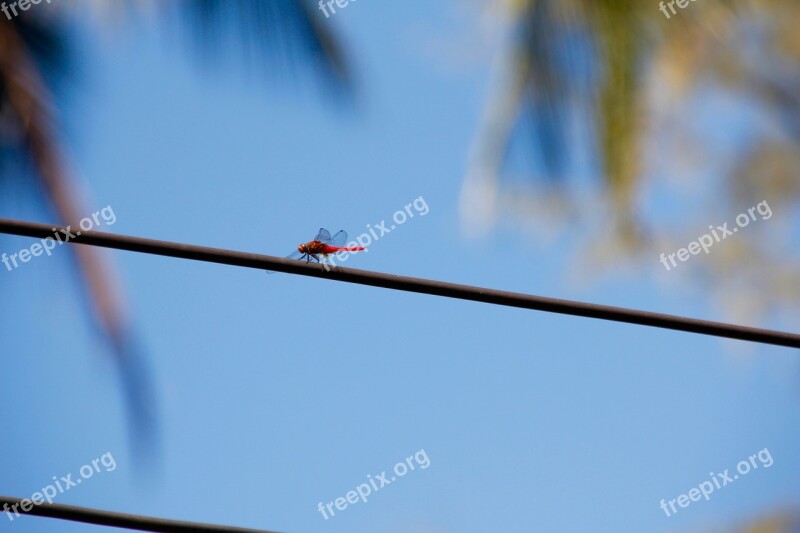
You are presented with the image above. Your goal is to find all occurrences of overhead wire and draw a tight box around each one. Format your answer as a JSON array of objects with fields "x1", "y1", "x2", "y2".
[
  {"x1": 0, "y1": 218, "x2": 797, "y2": 349},
  {"x1": 0, "y1": 496, "x2": 279, "y2": 533}
]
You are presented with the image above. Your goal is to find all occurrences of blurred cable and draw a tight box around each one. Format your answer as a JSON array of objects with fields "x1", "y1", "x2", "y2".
[
  {"x1": 0, "y1": 218, "x2": 798, "y2": 349},
  {"x1": 0, "y1": 496, "x2": 279, "y2": 533}
]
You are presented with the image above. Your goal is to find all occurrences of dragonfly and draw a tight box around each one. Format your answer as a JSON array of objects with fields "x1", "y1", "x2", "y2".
[{"x1": 286, "y1": 228, "x2": 365, "y2": 264}]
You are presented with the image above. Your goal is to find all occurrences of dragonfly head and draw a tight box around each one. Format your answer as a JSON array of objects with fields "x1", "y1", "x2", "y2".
[{"x1": 297, "y1": 244, "x2": 306, "y2": 253}]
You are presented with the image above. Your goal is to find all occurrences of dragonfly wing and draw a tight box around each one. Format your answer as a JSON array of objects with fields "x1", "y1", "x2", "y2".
[
  {"x1": 267, "y1": 250, "x2": 303, "y2": 274},
  {"x1": 314, "y1": 228, "x2": 332, "y2": 243},
  {"x1": 329, "y1": 230, "x2": 348, "y2": 247}
]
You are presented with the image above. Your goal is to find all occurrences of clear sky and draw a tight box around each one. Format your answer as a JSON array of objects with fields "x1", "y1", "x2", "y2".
[{"x1": 1, "y1": 2, "x2": 798, "y2": 533}]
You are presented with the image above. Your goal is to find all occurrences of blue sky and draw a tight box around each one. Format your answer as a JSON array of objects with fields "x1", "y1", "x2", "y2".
[{"x1": 1, "y1": 2, "x2": 798, "y2": 532}]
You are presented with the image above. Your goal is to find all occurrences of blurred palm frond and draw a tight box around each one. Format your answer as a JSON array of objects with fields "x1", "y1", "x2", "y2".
[{"x1": 0, "y1": 1, "x2": 350, "y2": 463}]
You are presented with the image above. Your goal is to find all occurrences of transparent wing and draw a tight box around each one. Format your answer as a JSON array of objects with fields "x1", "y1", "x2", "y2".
[
  {"x1": 329, "y1": 230, "x2": 348, "y2": 247},
  {"x1": 314, "y1": 228, "x2": 332, "y2": 243},
  {"x1": 267, "y1": 250, "x2": 304, "y2": 274}
]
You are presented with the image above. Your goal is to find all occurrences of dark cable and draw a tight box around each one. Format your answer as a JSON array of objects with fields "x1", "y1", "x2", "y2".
[
  {"x1": 0, "y1": 218, "x2": 797, "y2": 349},
  {"x1": 0, "y1": 496, "x2": 280, "y2": 532}
]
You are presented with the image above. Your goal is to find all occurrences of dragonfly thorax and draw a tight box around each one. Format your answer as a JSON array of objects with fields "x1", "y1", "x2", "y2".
[{"x1": 299, "y1": 241, "x2": 328, "y2": 255}]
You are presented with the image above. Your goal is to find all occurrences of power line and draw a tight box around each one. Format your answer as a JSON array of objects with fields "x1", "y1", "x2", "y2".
[
  {"x1": 0, "y1": 496, "x2": 280, "y2": 532},
  {"x1": 0, "y1": 218, "x2": 798, "y2": 349}
]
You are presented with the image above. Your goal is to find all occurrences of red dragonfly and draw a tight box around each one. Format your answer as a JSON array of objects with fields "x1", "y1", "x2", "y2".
[{"x1": 287, "y1": 228, "x2": 365, "y2": 264}]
